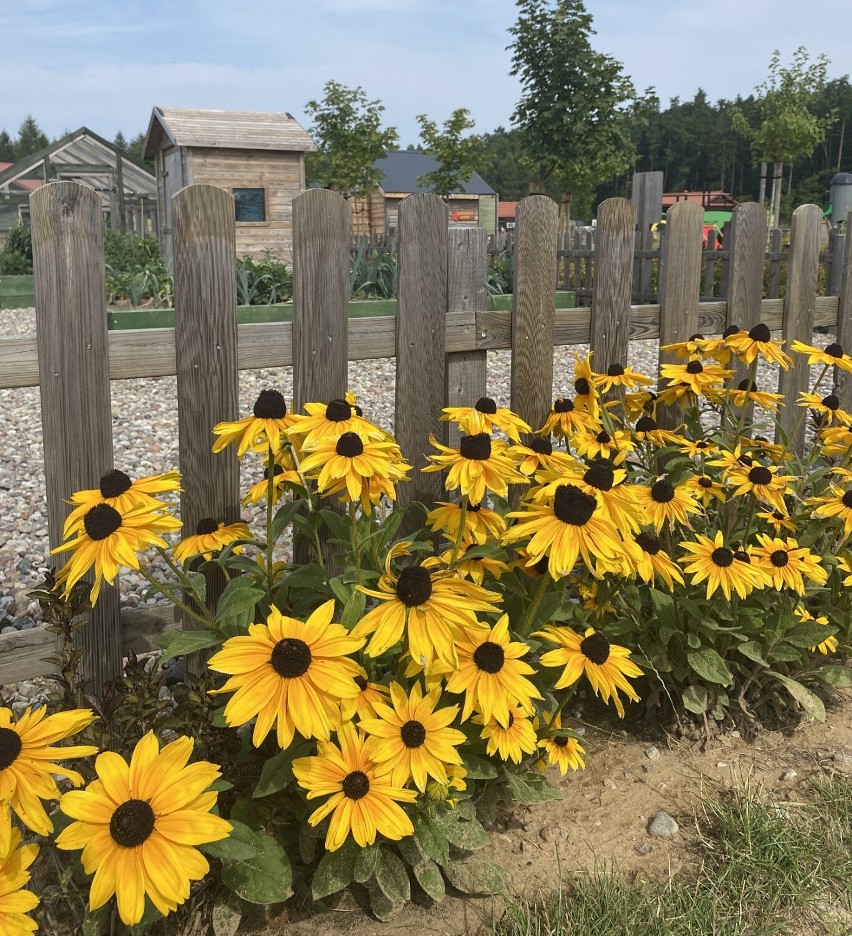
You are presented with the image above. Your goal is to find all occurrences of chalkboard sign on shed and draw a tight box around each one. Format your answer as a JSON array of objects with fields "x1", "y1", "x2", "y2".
[{"x1": 233, "y1": 188, "x2": 266, "y2": 222}]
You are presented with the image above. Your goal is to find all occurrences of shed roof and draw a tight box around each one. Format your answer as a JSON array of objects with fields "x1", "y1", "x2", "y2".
[
  {"x1": 662, "y1": 190, "x2": 739, "y2": 210},
  {"x1": 375, "y1": 151, "x2": 496, "y2": 196},
  {"x1": 144, "y1": 107, "x2": 317, "y2": 159}
]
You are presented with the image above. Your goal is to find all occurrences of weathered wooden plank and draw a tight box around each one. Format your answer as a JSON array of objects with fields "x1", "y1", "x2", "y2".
[
  {"x1": 768, "y1": 228, "x2": 783, "y2": 299},
  {"x1": 444, "y1": 228, "x2": 488, "y2": 448},
  {"x1": 777, "y1": 205, "x2": 822, "y2": 450},
  {"x1": 32, "y1": 181, "x2": 121, "y2": 693},
  {"x1": 591, "y1": 198, "x2": 636, "y2": 372},
  {"x1": 835, "y1": 211, "x2": 852, "y2": 411},
  {"x1": 510, "y1": 195, "x2": 558, "y2": 432},
  {"x1": 395, "y1": 194, "x2": 448, "y2": 508},
  {"x1": 631, "y1": 172, "x2": 663, "y2": 300}
]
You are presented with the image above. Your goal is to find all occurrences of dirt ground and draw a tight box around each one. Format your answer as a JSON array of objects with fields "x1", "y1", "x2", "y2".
[{"x1": 241, "y1": 690, "x2": 852, "y2": 936}]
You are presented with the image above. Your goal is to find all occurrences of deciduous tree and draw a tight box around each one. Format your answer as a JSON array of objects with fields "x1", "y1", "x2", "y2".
[{"x1": 415, "y1": 108, "x2": 484, "y2": 198}]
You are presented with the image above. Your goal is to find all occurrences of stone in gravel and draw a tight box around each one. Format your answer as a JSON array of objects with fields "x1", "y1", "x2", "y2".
[
  {"x1": 634, "y1": 842, "x2": 654, "y2": 855},
  {"x1": 780, "y1": 769, "x2": 798, "y2": 781},
  {"x1": 1, "y1": 626, "x2": 16, "y2": 635},
  {"x1": 648, "y1": 811, "x2": 679, "y2": 839},
  {"x1": 539, "y1": 826, "x2": 566, "y2": 843},
  {"x1": 645, "y1": 745, "x2": 661, "y2": 760},
  {"x1": 602, "y1": 778, "x2": 618, "y2": 789},
  {"x1": 522, "y1": 821, "x2": 537, "y2": 833},
  {"x1": 495, "y1": 833, "x2": 512, "y2": 845},
  {"x1": 833, "y1": 753, "x2": 852, "y2": 766}
]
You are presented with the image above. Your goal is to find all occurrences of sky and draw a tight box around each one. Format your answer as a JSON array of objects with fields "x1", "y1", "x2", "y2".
[{"x1": 1, "y1": 0, "x2": 849, "y2": 148}]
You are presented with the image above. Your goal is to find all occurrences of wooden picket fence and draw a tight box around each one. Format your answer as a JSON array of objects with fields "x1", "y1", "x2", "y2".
[{"x1": 0, "y1": 182, "x2": 851, "y2": 692}]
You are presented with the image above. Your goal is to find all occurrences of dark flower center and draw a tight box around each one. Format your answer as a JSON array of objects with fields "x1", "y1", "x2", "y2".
[
  {"x1": 342, "y1": 771, "x2": 370, "y2": 800},
  {"x1": 0, "y1": 727, "x2": 22, "y2": 770},
  {"x1": 353, "y1": 675, "x2": 368, "y2": 691},
  {"x1": 530, "y1": 436, "x2": 553, "y2": 455},
  {"x1": 689, "y1": 333, "x2": 705, "y2": 341},
  {"x1": 635, "y1": 416, "x2": 657, "y2": 433},
  {"x1": 686, "y1": 360, "x2": 704, "y2": 374},
  {"x1": 635, "y1": 532, "x2": 662, "y2": 555},
  {"x1": 109, "y1": 799, "x2": 155, "y2": 848},
  {"x1": 748, "y1": 466, "x2": 772, "y2": 486},
  {"x1": 580, "y1": 632, "x2": 611, "y2": 665},
  {"x1": 607, "y1": 363, "x2": 625, "y2": 377},
  {"x1": 584, "y1": 460, "x2": 615, "y2": 492},
  {"x1": 196, "y1": 517, "x2": 219, "y2": 535},
  {"x1": 400, "y1": 720, "x2": 427, "y2": 748},
  {"x1": 473, "y1": 641, "x2": 505, "y2": 673},
  {"x1": 738, "y1": 379, "x2": 759, "y2": 392},
  {"x1": 325, "y1": 399, "x2": 352, "y2": 422},
  {"x1": 534, "y1": 555, "x2": 550, "y2": 576},
  {"x1": 698, "y1": 477, "x2": 712, "y2": 488},
  {"x1": 723, "y1": 324, "x2": 741, "y2": 338},
  {"x1": 825, "y1": 343, "x2": 844, "y2": 357},
  {"x1": 596, "y1": 430, "x2": 612, "y2": 444},
  {"x1": 748, "y1": 323, "x2": 771, "y2": 342},
  {"x1": 842, "y1": 491, "x2": 852, "y2": 509},
  {"x1": 353, "y1": 404, "x2": 364, "y2": 417},
  {"x1": 468, "y1": 503, "x2": 482, "y2": 513},
  {"x1": 475, "y1": 397, "x2": 497, "y2": 414},
  {"x1": 554, "y1": 398, "x2": 574, "y2": 413},
  {"x1": 554, "y1": 736, "x2": 570, "y2": 748},
  {"x1": 459, "y1": 433, "x2": 492, "y2": 461},
  {"x1": 821, "y1": 395, "x2": 840, "y2": 411},
  {"x1": 711, "y1": 547, "x2": 734, "y2": 568},
  {"x1": 770, "y1": 549, "x2": 789, "y2": 568},
  {"x1": 253, "y1": 389, "x2": 287, "y2": 419},
  {"x1": 270, "y1": 638, "x2": 312, "y2": 678},
  {"x1": 83, "y1": 503, "x2": 122, "y2": 540},
  {"x1": 336, "y1": 432, "x2": 364, "y2": 457},
  {"x1": 99, "y1": 469, "x2": 132, "y2": 498},
  {"x1": 696, "y1": 441, "x2": 709, "y2": 449},
  {"x1": 734, "y1": 551, "x2": 751, "y2": 563},
  {"x1": 650, "y1": 480, "x2": 675, "y2": 503},
  {"x1": 575, "y1": 377, "x2": 591, "y2": 396},
  {"x1": 507, "y1": 712, "x2": 515, "y2": 728},
  {"x1": 395, "y1": 566, "x2": 432, "y2": 607},
  {"x1": 739, "y1": 454, "x2": 754, "y2": 467},
  {"x1": 264, "y1": 464, "x2": 285, "y2": 479},
  {"x1": 553, "y1": 485, "x2": 597, "y2": 525}
]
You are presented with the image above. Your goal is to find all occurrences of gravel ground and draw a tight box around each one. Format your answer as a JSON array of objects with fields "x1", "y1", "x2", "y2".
[{"x1": 0, "y1": 306, "x2": 835, "y2": 704}]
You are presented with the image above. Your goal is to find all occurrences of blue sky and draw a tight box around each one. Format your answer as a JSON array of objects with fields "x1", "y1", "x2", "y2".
[{"x1": 1, "y1": 0, "x2": 848, "y2": 147}]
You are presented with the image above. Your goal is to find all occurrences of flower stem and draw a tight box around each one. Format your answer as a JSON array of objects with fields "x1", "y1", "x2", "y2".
[
  {"x1": 448, "y1": 495, "x2": 469, "y2": 569},
  {"x1": 266, "y1": 445, "x2": 275, "y2": 596},
  {"x1": 518, "y1": 569, "x2": 551, "y2": 637},
  {"x1": 136, "y1": 566, "x2": 212, "y2": 627}
]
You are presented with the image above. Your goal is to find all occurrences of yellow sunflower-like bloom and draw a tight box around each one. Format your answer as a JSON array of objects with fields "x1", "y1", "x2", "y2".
[
  {"x1": 808, "y1": 483, "x2": 852, "y2": 535},
  {"x1": 444, "y1": 615, "x2": 542, "y2": 727},
  {"x1": 476, "y1": 704, "x2": 537, "y2": 763},
  {"x1": 724, "y1": 323, "x2": 792, "y2": 369},
  {"x1": 570, "y1": 427, "x2": 635, "y2": 465},
  {"x1": 725, "y1": 462, "x2": 792, "y2": 514},
  {"x1": 293, "y1": 722, "x2": 417, "y2": 852},
  {"x1": 440, "y1": 397, "x2": 531, "y2": 442},
  {"x1": 52, "y1": 501, "x2": 182, "y2": 603},
  {"x1": 659, "y1": 359, "x2": 732, "y2": 397},
  {"x1": 208, "y1": 600, "x2": 364, "y2": 748},
  {"x1": 679, "y1": 531, "x2": 766, "y2": 600},
  {"x1": 212, "y1": 389, "x2": 296, "y2": 457},
  {"x1": 351, "y1": 542, "x2": 500, "y2": 669},
  {"x1": 426, "y1": 500, "x2": 507, "y2": 544},
  {"x1": 756, "y1": 509, "x2": 796, "y2": 533},
  {"x1": 661, "y1": 334, "x2": 731, "y2": 363},
  {"x1": 0, "y1": 821, "x2": 38, "y2": 935},
  {"x1": 679, "y1": 438, "x2": 719, "y2": 459},
  {"x1": 572, "y1": 352, "x2": 601, "y2": 418},
  {"x1": 839, "y1": 555, "x2": 852, "y2": 586},
  {"x1": 62, "y1": 469, "x2": 181, "y2": 539},
  {"x1": 797, "y1": 391, "x2": 852, "y2": 427},
  {"x1": 359, "y1": 682, "x2": 466, "y2": 791},
  {"x1": 685, "y1": 474, "x2": 727, "y2": 507},
  {"x1": 790, "y1": 339, "x2": 852, "y2": 372},
  {"x1": 287, "y1": 395, "x2": 387, "y2": 448},
  {"x1": 797, "y1": 607, "x2": 838, "y2": 655},
  {"x1": 340, "y1": 670, "x2": 391, "y2": 723},
  {"x1": 536, "y1": 712, "x2": 586, "y2": 775},
  {"x1": 537, "y1": 398, "x2": 594, "y2": 439},
  {"x1": 534, "y1": 625, "x2": 642, "y2": 718},
  {"x1": 593, "y1": 362, "x2": 654, "y2": 393},
  {"x1": 633, "y1": 477, "x2": 700, "y2": 532},
  {"x1": 509, "y1": 436, "x2": 576, "y2": 476},
  {"x1": 56, "y1": 733, "x2": 231, "y2": 926},
  {"x1": 721, "y1": 379, "x2": 785, "y2": 413},
  {"x1": 820, "y1": 426, "x2": 852, "y2": 458},
  {"x1": 173, "y1": 518, "x2": 251, "y2": 563},
  {"x1": 631, "y1": 416, "x2": 685, "y2": 448},
  {"x1": 422, "y1": 433, "x2": 527, "y2": 504},
  {"x1": 431, "y1": 543, "x2": 511, "y2": 585},
  {"x1": 624, "y1": 531, "x2": 685, "y2": 590},
  {"x1": 242, "y1": 450, "x2": 302, "y2": 506},
  {"x1": 751, "y1": 534, "x2": 827, "y2": 593},
  {"x1": 624, "y1": 389, "x2": 656, "y2": 420}
]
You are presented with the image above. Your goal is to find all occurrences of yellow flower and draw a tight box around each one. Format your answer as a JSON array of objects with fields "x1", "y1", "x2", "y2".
[
  {"x1": 684, "y1": 474, "x2": 727, "y2": 507},
  {"x1": 340, "y1": 671, "x2": 391, "y2": 723},
  {"x1": 796, "y1": 607, "x2": 838, "y2": 655},
  {"x1": 724, "y1": 323, "x2": 792, "y2": 369},
  {"x1": 659, "y1": 359, "x2": 732, "y2": 396},
  {"x1": 721, "y1": 379, "x2": 785, "y2": 412},
  {"x1": 537, "y1": 398, "x2": 594, "y2": 439},
  {"x1": 790, "y1": 339, "x2": 852, "y2": 372},
  {"x1": 212, "y1": 389, "x2": 296, "y2": 457},
  {"x1": 572, "y1": 352, "x2": 601, "y2": 418},
  {"x1": 423, "y1": 433, "x2": 527, "y2": 504},
  {"x1": 809, "y1": 483, "x2": 852, "y2": 535},
  {"x1": 440, "y1": 398, "x2": 531, "y2": 441},
  {"x1": 288, "y1": 395, "x2": 392, "y2": 449},
  {"x1": 624, "y1": 531, "x2": 684, "y2": 590},
  {"x1": 797, "y1": 391, "x2": 852, "y2": 427},
  {"x1": 509, "y1": 436, "x2": 576, "y2": 476},
  {"x1": 0, "y1": 822, "x2": 38, "y2": 935},
  {"x1": 426, "y1": 500, "x2": 507, "y2": 544},
  {"x1": 56, "y1": 733, "x2": 231, "y2": 926},
  {"x1": 633, "y1": 477, "x2": 700, "y2": 532},
  {"x1": 293, "y1": 722, "x2": 417, "y2": 852},
  {"x1": 173, "y1": 519, "x2": 251, "y2": 563},
  {"x1": 632, "y1": 416, "x2": 685, "y2": 448},
  {"x1": 537, "y1": 712, "x2": 586, "y2": 775},
  {"x1": 571, "y1": 427, "x2": 634, "y2": 465},
  {"x1": 476, "y1": 705, "x2": 537, "y2": 763},
  {"x1": 679, "y1": 531, "x2": 766, "y2": 600},
  {"x1": 242, "y1": 450, "x2": 302, "y2": 506},
  {"x1": 678, "y1": 438, "x2": 719, "y2": 459},
  {"x1": 751, "y1": 534, "x2": 827, "y2": 593},
  {"x1": 593, "y1": 362, "x2": 654, "y2": 393},
  {"x1": 725, "y1": 462, "x2": 792, "y2": 514}
]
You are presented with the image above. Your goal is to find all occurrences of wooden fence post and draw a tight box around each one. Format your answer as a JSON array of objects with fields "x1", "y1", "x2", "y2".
[
  {"x1": 444, "y1": 228, "x2": 488, "y2": 449},
  {"x1": 395, "y1": 194, "x2": 448, "y2": 513},
  {"x1": 173, "y1": 185, "x2": 241, "y2": 638},
  {"x1": 32, "y1": 181, "x2": 121, "y2": 693},
  {"x1": 591, "y1": 198, "x2": 636, "y2": 373},
  {"x1": 510, "y1": 195, "x2": 559, "y2": 433},
  {"x1": 631, "y1": 171, "x2": 663, "y2": 302},
  {"x1": 835, "y1": 210, "x2": 852, "y2": 411},
  {"x1": 777, "y1": 204, "x2": 822, "y2": 451},
  {"x1": 656, "y1": 201, "x2": 703, "y2": 428}
]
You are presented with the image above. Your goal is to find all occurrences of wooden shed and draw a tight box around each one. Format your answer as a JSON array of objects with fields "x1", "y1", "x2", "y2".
[{"x1": 143, "y1": 107, "x2": 317, "y2": 270}]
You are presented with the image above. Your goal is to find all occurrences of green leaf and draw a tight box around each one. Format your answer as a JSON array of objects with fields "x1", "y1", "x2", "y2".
[
  {"x1": 412, "y1": 858, "x2": 445, "y2": 901},
  {"x1": 784, "y1": 622, "x2": 838, "y2": 649},
  {"x1": 158, "y1": 627, "x2": 221, "y2": 665},
  {"x1": 397, "y1": 835, "x2": 427, "y2": 867},
  {"x1": 413, "y1": 816, "x2": 450, "y2": 866},
  {"x1": 443, "y1": 859, "x2": 505, "y2": 895},
  {"x1": 319, "y1": 508, "x2": 351, "y2": 543},
  {"x1": 368, "y1": 881, "x2": 402, "y2": 921},
  {"x1": 773, "y1": 673, "x2": 826, "y2": 721},
  {"x1": 431, "y1": 811, "x2": 490, "y2": 850},
  {"x1": 252, "y1": 742, "x2": 312, "y2": 798},
  {"x1": 271, "y1": 500, "x2": 304, "y2": 543},
  {"x1": 462, "y1": 753, "x2": 498, "y2": 780},
  {"x1": 341, "y1": 588, "x2": 367, "y2": 630},
  {"x1": 201, "y1": 820, "x2": 263, "y2": 861},
  {"x1": 353, "y1": 844, "x2": 381, "y2": 883},
  {"x1": 215, "y1": 579, "x2": 265, "y2": 637},
  {"x1": 211, "y1": 889, "x2": 243, "y2": 936},
  {"x1": 813, "y1": 664, "x2": 852, "y2": 688},
  {"x1": 185, "y1": 571, "x2": 207, "y2": 604},
  {"x1": 501, "y1": 769, "x2": 561, "y2": 805},
  {"x1": 221, "y1": 832, "x2": 292, "y2": 905},
  {"x1": 768, "y1": 645, "x2": 802, "y2": 662},
  {"x1": 681, "y1": 684, "x2": 709, "y2": 715},
  {"x1": 687, "y1": 647, "x2": 733, "y2": 686},
  {"x1": 374, "y1": 848, "x2": 411, "y2": 904},
  {"x1": 329, "y1": 576, "x2": 353, "y2": 606},
  {"x1": 311, "y1": 839, "x2": 359, "y2": 899},
  {"x1": 82, "y1": 905, "x2": 111, "y2": 936},
  {"x1": 737, "y1": 641, "x2": 769, "y2": 666}
]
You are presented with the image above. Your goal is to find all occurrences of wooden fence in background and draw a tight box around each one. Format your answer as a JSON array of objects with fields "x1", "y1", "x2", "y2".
[{"x1": 0, "y1": 183, "x2": 851, "y2": 691}]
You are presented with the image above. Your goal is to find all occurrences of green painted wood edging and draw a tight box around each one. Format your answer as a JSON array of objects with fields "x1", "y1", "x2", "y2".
[
  {"x1": 0, "y1": 275, "x2": 35, "y2": 309},
  {"x1": 105, "y1": 292, "x2": 575, "y2": 331}
]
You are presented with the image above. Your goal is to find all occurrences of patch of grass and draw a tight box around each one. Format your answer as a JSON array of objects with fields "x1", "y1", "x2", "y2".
[{"x1": 494, "y1": 773, "x2": 852, "y2": 936}]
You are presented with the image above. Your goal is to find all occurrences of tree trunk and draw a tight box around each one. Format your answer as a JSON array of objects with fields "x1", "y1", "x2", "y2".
[
  {"x1": 758, "y1": 160, "x2": 767, "y2": 208},
  {"x1": 772, "y1": 161, "x2": 784, "y2": 227},
  {"x1": 559, "y1": 192, "x2": 572, "y2": 232}
]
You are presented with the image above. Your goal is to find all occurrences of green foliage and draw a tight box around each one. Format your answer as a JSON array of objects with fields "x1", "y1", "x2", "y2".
[
  {"x1": 348, "y1": 241, "x2": 397, "y2": 299},
  {"x1": 103, "y1": 229, "x2": 172, "y2": 307},
  {"x1": 306, "y1": 81, "x2": 399, "y2": 197},
  {"x1": 0, "y1": 223, "x2": 33, "y2": 274},
  {"x1": 235, "y1": 250, "x2": 293, "y2": 305},
  {"x1": 416, "y1": 108, "x2": 484, "y2": 198}
]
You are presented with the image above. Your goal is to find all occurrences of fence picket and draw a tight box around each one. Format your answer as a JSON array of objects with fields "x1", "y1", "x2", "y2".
[
  {"x1": 835, "y1": 210, "x2": 852, "y2": 411},
  {"x1": 591, "y1": 198, "x2": 636, "y2": 372}
]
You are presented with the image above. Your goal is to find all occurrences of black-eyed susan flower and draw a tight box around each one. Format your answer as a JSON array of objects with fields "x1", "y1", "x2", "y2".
[
  {"x1": 537, "y1": 712, "x2": 586, "y2": 775},
  {"x1": 751, "y1": 534, "x2": 828, "y2": 593},
  {"x1": 632, "y1": 416, "x2": 684, "y2": 448},
  {"x1": 426, "y1": 500, "x2": 507, "y2": 544},
  {"x1": 52, "y1": 502, "x2": 182, "y2": 603},
  {"x1": 571, "y1": 427, "x2": 634, "y2": 465},
  {"x1": 790, "y1": 339, "x2": 852, "y2": 372},
  {"x1": 593, "y1": 362, "x2": 654, "y2": 393},
  {"x1": 624, "y1": 389, "x2": 656, "y2": 420},
  {"x1": 820, "y1": 426, "x2": 852, "y2": 458},
  {"x1": 537, "y1": 398, "x2": 593, "y2": 439},
  {"x1": 656, "y1": 382, "x2": 695, "y2": 408},
  {"x1": 572, "y1": 352, "x2": 600, "y2": 418},
  {"x1": 797, "y1": 391, "x2": 852, "y2": 427},
  {"x1": 808, "y1": 483, "x2": 852, "y2": 535},
  {"x1": 503, "y1": 484, "x2": 625, "y2": 578},
  {"x1": 440, "y1": 397, "x2": 531, "y2": 442},
  {"x1": 633, "y1": 477, "x2": 700, "y2": 532},
  {"x1": 679, "y1": 531, "x2": 765, "y2": 600},
  {"x1": 208, "y1": 600, "x2": 364, "y2": 748},
  {"x1": 659, "y1": 359, "x2": 732, "y2": 397},
  {"x1": 625, "y1": 531, "x2": 684, "y2": 590},
  {"x1": 423, "y1": 433, "x2": 527, "y2": 504},
  {"x1": 292, "y1": 722, "x2": 417, "y2": 852},
  {"x1": 0, "y1": 706, "x2": 96, "y2": 848},
  {"x1": 359, "y1": 682, "x2": 466, "y2": 791},
  {"x1": 839, "y1": 555, "x2": 852, "y2": 586},
  {"x1": 351, "y1": 543, "x2": 500, "y2": 669},
  {"x1": 534, "y1": 625, "x2": 642, "y2": 717},
  {"x1": 476, "y1": 705, "x2": 537, "y2": 763},
  {"x1": 340, "y1": 671, "x2": 391, "y2": 723},
  {"x1": 287, "y1": 395, "x2": 386, "y2": 448},
  {"x1": 173, "y1": 518, "x2": 251, "y2": 563},
  {"x1": 242, "y1": 450, "x2": 302, "y2": 506},
  {"x1": 62, "y1": 469, "x2": 181, "y2": 539},
  {"x1": 722, "y1": 379, "x2": 785, "y2": 413},
  {"x1": 537, "y1": 460, "x2": 641, "y2": 535},
  {"x1": 661, "y1": 333, "x2": 731, "y2": 363},
  {"x1": 445, "y1": 615, "x2": 542, "y2": 726},
  {"x1": 726, "y1": 462, "x2": 792, "y2": 514},
  {"x1": 679, "y1": 438, "x2": 720, "y2": 459},
  {"x1": 578, "y1": 580, "x2": 614, "y2": 616},
  {"x1": 685, "y1": 473, "x2": 726, "y2": 508},
  {"x1": 756, "y1": 509, "x2": 796, "y2": 533},
  {"x1": 425, "y1": 764, "x2": 467, "y2": 806},
  {"x1": 0, "y1": 822, "x2": 38, "y2": 936},
  {"x1": 431, "y1": 543, "x2": 511, "y2": 585},
  {"x1": 797, "y1": 607, "x2": 838, "y2": 655},
  {"x1": 724, "y1": 323, "x2": 792, "y2": 369},
  {"x1": 509, "y1": 435, "x2": 576, "y2": 476},
  {"x1": 56, "y1": 732, "x2": 231, "y2": 926},
  {"x1": 212, "y1": 389, "x2": 296, "y2": 457}
]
